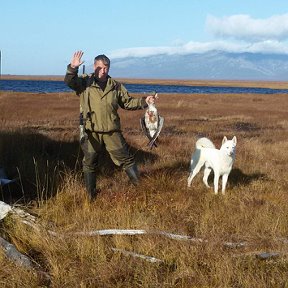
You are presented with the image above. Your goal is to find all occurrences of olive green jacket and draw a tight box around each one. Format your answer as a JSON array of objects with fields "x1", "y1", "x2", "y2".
[{"x1": 65, "y1": 65, "x2": 147, "y2": 132}]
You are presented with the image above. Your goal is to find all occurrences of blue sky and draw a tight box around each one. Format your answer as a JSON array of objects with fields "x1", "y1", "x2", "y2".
[{"x1": 1, "y1": 0, "x2": 288, "y2": 75}]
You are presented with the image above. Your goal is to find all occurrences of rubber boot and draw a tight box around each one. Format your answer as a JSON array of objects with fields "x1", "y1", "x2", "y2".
[
  {"x1": 125, "y1": 164, "x2": 139, "y2": 186},
  {"x1": 84, "y1": 172, "x2": 97, "y2": 200}
]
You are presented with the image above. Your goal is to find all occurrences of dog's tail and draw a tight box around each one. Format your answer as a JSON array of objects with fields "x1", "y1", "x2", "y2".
[
  {"x1": 190, "y1": 138, "x2": 215, "y2": 171},
  {"x1": 195, "y1": 137, "x2": 215, "y2": 149}
]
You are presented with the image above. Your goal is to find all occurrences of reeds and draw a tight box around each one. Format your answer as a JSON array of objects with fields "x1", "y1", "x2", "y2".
[{"x1": 0, "y1": 89, "x2": 287, "y2": 287}]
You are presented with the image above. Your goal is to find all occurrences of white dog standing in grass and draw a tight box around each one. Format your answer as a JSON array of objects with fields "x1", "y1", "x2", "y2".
[{"x1": 187, "y1": 136, "x2": 237, "y2": 194}]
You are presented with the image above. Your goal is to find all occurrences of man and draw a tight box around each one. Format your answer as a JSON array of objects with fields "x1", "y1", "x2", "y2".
[{"x1": 64, "y1": 51, "x2": 156, "y2": 200}]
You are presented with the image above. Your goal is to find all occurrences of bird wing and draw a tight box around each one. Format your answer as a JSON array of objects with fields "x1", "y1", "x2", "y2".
[
  {"x1": 140, "y1": 116, "x2": 153, "y2": 141},
  {"x1": 148, "y1": 115, "x2": 164, "y2": 149}
]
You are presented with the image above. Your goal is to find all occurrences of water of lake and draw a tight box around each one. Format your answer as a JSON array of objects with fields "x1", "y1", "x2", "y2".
[{"x1": 1, "y1": 79, "x2": 288, "y2": 94}]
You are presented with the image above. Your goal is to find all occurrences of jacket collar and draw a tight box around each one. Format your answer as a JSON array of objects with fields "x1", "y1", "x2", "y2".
[{"x1": 90, "y1": 75, "x2": 118, "y2": 97}]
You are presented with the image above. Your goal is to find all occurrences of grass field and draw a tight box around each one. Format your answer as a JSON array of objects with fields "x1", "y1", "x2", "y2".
[{"x1": 0, "y1": 82, "x2": 288, "y2": 287}]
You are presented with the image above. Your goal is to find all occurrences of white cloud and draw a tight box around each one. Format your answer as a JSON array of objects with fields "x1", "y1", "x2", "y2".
[
  {"x1": 107, "y1": 14, "x2": 288, "y2": 60},
  {"x1": 109, "y1": 46, "x2": 174, "y2": 58},
  {"x1": 245, "y1": 40, "x2": 288, "y2": 53},
  {"x1": 109, "y1": 40, "x2": 288, "y2": 59},
  {"x1": 206, "y1": 14, "x2": 288, "y2": 41}
]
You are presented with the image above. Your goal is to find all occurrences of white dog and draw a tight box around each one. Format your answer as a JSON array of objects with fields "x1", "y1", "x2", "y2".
[{"x1": 187, "y1": 136, "x2": 237, "y2": 194}]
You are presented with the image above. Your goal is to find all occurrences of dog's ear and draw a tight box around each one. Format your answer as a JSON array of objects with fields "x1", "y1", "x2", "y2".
[
  {"x1": 222, "y1": 136, "x2": 227, "y2": 145},
  {"x1": 232, "y1": 136, "x2": 237, "y2": 145}
]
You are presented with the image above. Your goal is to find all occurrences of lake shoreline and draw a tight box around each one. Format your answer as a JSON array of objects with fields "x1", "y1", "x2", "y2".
[{"x1": 1, "y1": 74, "x2": 288, "y2": 89}]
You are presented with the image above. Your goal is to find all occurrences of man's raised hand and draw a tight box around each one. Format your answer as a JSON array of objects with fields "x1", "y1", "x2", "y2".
[{"x1": 70, "y1": 50, "x2": 84, "y2": 68}]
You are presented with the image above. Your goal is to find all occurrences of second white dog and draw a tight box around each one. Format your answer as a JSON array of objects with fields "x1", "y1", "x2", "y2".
[{"x1": 187, "y1": 136, "x2": 237, "y2": 194}]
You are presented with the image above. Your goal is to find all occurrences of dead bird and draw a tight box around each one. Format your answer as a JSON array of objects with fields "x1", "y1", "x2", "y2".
[{"x1": 140, "y1": 93, "x2": 164, "y2": 149}]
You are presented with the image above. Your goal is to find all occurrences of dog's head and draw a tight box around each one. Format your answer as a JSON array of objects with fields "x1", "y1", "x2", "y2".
[{"x1": 221, "y1": 136, "x2": 237, "y2": 157}]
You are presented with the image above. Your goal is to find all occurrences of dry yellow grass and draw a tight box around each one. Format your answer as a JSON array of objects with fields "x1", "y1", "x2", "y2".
[{"x1": 0, "y1": 84, "x2": 288, "y2": 287}]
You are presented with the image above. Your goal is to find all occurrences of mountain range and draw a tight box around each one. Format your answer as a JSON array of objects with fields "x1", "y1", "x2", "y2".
[{"x1": 105, "y1": 51, "x2": 288, "y2": 81}]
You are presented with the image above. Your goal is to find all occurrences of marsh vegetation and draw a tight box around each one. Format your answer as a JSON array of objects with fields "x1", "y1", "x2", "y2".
[{"x1": 0, "y1": 84, "x2": 287, "y2": 287}]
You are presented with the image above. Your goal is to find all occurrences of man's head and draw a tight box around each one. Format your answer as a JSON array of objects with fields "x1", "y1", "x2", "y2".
[{"x1": 94, "y1": 54, "x2": 110, "y2": 82}]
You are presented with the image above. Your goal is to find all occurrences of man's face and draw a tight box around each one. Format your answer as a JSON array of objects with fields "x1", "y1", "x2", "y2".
[{"x1": 94, "y1": 60, "x2": 109, "y2": 82}]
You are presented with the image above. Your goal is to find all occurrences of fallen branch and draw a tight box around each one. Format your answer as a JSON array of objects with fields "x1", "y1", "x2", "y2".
[
  {"x1": 232, "y1": 251, "x2": 284, "y2": 260},
  {"x1": 0, "y1": 201, "x2": 12, "y2": 220},
  {"x1": 0, "y1": 235, "x2": 51, "y2": 283},
  {"x1": 0, "y1": 202, "x2": 50, "y2": 282},
  {"x1": 0, "y1": 236, "x2": 34, "y2": 268},
  {"x1": 70, "y1": 229, "x2": 205, "y2": 243},
  {"x1": 112, "y1": 248, "x2": 163, "y2": 263},
  {"x1": 1, "y1": 200, "x2": 288, "y2": 268}
]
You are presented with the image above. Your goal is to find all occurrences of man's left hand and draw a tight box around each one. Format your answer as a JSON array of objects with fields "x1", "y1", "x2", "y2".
[{"x1": 145, "y1": 93, "x2": 158, "y2": 105}]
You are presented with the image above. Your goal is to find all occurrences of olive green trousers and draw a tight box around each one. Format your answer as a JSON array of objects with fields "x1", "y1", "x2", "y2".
[{"x1": 81, "y1": 131, "x2": 135, "y2": 173}]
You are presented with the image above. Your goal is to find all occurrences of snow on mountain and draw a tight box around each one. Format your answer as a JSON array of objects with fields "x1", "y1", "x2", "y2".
[{"x1": 107, "y1": 51, "x2": 288, "y2": 80}]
